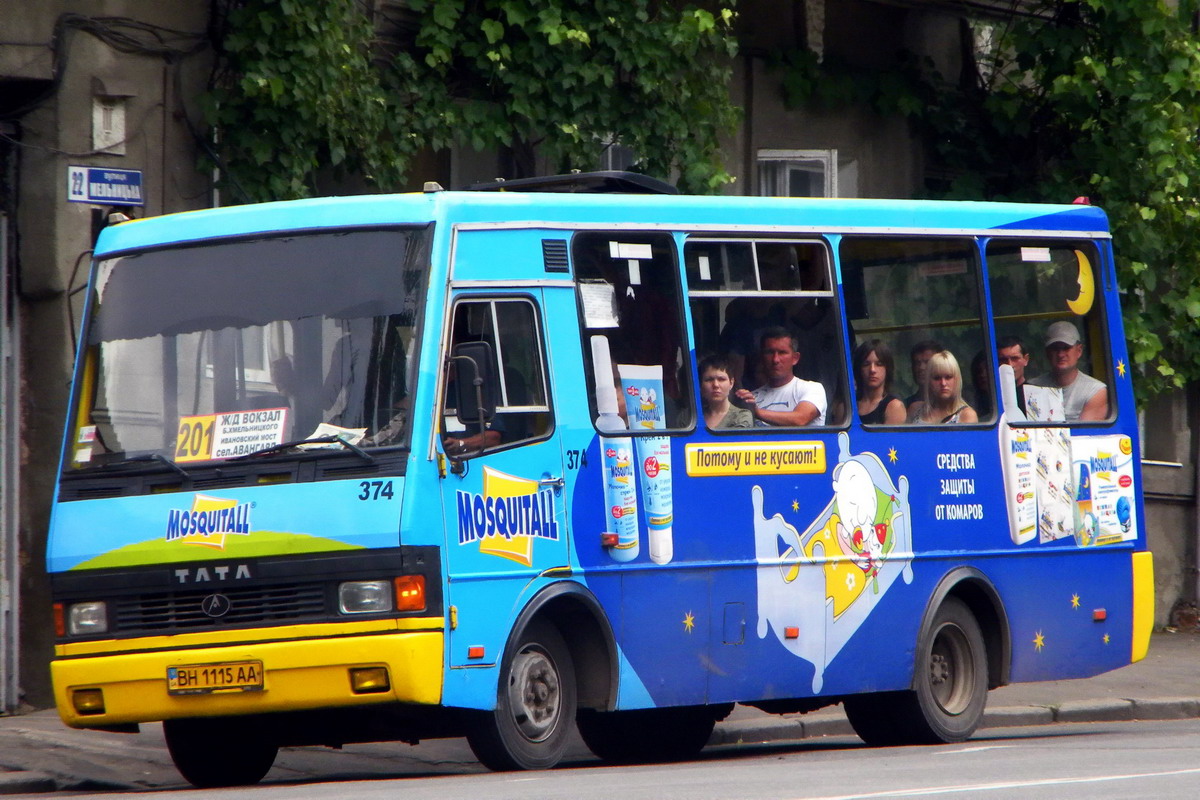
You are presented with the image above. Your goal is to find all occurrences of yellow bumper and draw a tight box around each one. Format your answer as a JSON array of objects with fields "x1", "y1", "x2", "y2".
[
  {"x1": 1131, "y1": 550, "x2": 1154, "y2": 663},
  {"x1": 52, "y1": 620, "x2": 444, "y2": 729}
]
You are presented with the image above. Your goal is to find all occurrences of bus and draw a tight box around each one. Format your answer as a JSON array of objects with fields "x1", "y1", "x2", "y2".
[{"x1": 48, "y1": 174, "x2": 1153, "y2": 787}]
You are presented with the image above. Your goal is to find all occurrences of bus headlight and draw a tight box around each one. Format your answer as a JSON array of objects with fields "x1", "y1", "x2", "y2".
[
  {"x1": 338, "y1": 581, "x2": 394, "y2": 614},
  {"x1": 67, "y1": 602, "x2": 109, "y2": 636}
]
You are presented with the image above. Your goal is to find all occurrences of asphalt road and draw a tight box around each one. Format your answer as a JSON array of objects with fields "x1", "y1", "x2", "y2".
[{"x1": 49, "y1": 718, "x2": 1200, "y2": 799}]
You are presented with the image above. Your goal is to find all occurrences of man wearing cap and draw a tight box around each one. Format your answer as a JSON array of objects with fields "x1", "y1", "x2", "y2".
[{"x1": 1027, "y1": 321, "x2": 1108, "y2": 422}]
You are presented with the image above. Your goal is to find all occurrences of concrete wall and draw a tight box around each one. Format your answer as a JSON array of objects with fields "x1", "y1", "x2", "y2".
[
  {"x1": 6, "y1": 1, "x2": 212, "y2": 707},
  {"x1": 1140, "y1": 389, "x2": 1198, "y2": 627}
]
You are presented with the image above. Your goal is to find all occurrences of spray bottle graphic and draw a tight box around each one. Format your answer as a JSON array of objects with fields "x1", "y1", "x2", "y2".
[{"x1": 591, "y1": 335, "x2": 639, "y2": 561}]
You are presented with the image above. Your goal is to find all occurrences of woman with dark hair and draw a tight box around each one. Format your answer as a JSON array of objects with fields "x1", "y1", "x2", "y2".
[
  {"x1": 699, "y1": 354, "x2": 753, "y2": 429},
  {"x1": 853, "y1": 340, "x2": 906, "y2": 424}
]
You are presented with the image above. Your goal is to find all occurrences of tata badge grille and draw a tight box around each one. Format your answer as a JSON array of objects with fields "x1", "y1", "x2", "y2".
[{"x1": 114, "y1": 583, "x2": 328, "y2": 632}]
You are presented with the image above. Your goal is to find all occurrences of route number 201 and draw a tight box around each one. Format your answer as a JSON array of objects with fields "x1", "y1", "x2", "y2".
[
  {"x1": 175, "y1": 416, "x2": 216, "y2": 462},
  {"x1": 358, "y1": 480, "x2": 395, "y2": 501}
]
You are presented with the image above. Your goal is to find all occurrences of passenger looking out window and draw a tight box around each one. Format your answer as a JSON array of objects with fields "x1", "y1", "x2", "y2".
[
  {"x1": 996, "y1": 336, "x2": 1031, "y2": 416},
  {"x1": 853, "y1": 340, "x2": 905, "y2": 425},
  {"x1": 904, "y1": 340, "x2": 943, "y2": 412},
  {"x1": 735, "y1": 327, "x2": 827, "y2": 426},
  {"x1": 906, "y1": 351, "x2": 978, "y2": 424},
  {"x1": 699, "y1": 354, "x2": 754, "y2": 429},
  {"x1": 1027, "y1": 321, "x2": 1109, "y2": 422}
]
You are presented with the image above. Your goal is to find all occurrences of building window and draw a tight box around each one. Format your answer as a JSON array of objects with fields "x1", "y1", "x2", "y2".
[
  {"x1": 92, "y1": 97, "x2": 127, "y2": 156},
  {"x1": 758, "y1": 149, "x2": 838, "y2": 197}
]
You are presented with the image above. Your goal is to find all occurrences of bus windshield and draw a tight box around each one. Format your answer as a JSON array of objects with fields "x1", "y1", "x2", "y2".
[{"x1": 67, "y1": 227, "x2": 430, "y2": 470}]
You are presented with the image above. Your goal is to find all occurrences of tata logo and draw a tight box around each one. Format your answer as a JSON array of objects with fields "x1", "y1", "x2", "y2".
[
  {"x1": 200, "y1": 593, "x2": 232, "y2": 618},
  {"x1": 173, "y1": 564, "x2": 252, "y2": 584},
  {"x1": 456, "y1": 466, "x2": 559, "y2": 567}
]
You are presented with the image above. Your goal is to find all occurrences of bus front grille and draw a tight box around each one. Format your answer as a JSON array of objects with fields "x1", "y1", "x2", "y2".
[{"x1": 114, "y1": 583, "x2": 328, "y2": 632}]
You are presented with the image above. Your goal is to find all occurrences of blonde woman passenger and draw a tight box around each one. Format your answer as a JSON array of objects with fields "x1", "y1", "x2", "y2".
[{"x1": 906, "y1": 350, "x2": 978, "y2": 424}]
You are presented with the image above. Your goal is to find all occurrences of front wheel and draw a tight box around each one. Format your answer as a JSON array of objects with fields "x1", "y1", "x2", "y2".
[
  {"x1": 845, "y1": 597, "x2": 987, "y2": 746},
  {"x1": 466, "y1": 620, "x2": 577, "y2": 771},
  {"x1": 163, "y1": 717, "x2": 278, "y2": 788}
]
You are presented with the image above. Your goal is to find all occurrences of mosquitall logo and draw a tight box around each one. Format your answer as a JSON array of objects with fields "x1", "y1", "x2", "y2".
[
  {"x1": 456, "y1": 467, "x2": 559, "y2": 566},
  {"x1": 165, "y1": 495, "x2": 253, "y2": 550}
]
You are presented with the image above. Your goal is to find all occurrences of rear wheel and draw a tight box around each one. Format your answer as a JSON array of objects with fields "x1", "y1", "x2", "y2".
[
  {"x1": 845, "y1": 597, "x2": 987, "y2": 746},
  {"x1": 163, "y1": 717, "x2": 278, "y2": 788},
  {"x1": 577, "y1": 705, "x2": 723, "y2": 764},
  {"x1": 466, "y1": 620, "x2": 577, "y2": 771}
]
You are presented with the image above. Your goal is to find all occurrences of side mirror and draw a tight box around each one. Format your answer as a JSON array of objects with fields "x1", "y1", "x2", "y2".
[{"x1": 451, "y1": 341, "x2": 497, "y2": 425}]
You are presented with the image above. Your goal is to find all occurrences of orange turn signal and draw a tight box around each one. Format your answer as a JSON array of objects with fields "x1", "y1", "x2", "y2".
[{"x1": 394, "y1": 575, "x2": 426, "y2": 612}]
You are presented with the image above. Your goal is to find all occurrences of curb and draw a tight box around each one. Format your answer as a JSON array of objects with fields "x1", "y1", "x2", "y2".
[
  {"x1": 711, "y1": 696, "x2": 1200, "y2": 749},
  {"x1": 0, "y1": 771, "x2": 57, "y2": 795}
]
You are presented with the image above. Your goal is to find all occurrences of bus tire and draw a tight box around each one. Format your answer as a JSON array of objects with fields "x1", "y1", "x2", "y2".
[
  {"x1": 163, "y1": 717, "x2": 278, "y2": 788},
  {"x1": 576, "y1": 705, "x2": 719, "y2": 764},
  {"x1": 844, "y1": 597, "x2": 987, "y2": 746},
  {"x1": 466, "y1": 620, "x2": 576, "y2": 771}
]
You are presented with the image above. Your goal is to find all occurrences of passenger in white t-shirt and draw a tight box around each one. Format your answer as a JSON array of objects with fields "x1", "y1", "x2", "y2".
[{"x1": 735, "y1": 326, "x2": 827, "y2": 426}]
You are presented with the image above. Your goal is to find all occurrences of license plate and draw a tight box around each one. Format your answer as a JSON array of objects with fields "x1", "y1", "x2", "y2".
[{"x1": 167, "y1": 661, "x2": 263, "y2": 695}]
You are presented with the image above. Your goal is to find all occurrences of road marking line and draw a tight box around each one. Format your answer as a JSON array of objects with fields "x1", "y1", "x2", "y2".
[
  {"x1": 794, "y1": 767, "x2": 1200, "y2": 799},
  {"x1": 935, "y1": 745, "x2": 1015, "y2": 754}
]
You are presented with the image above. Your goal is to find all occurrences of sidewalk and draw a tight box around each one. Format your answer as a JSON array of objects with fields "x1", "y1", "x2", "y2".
[{"x1": 2, "y1": 631, "x2": 1196, "y2": 793}]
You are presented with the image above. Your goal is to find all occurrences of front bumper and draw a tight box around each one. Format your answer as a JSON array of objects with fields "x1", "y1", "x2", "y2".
[{"x1": 52, "y1": 618, "x2": 444, "y2": 728}]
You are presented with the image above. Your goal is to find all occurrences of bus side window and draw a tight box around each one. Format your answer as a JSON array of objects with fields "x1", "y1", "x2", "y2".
[
  {"x1": 840, "y1": 237, "x2": 991, "y2": 425},
  {"x1": 442, "y1": 298, "x2": 553, "y2": 455},
  {"x1": 574, "y1": 232, "x2": 692, "y2": 431},
  {"x1": 986, "y1": 240, "x2": 1112, "y2": 423},
  {"x1": 685, "y1": 238, "x2": 846, "y2": 428}
]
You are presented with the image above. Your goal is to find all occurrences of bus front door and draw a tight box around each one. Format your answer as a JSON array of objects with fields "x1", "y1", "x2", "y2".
[{"x1": 439, "y1": 292, "x2": 570, "y2": 668}]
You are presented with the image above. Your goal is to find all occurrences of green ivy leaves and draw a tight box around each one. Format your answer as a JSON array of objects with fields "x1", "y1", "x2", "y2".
[
  {"x1": 206, "y1": 0, "x2": 739, "y2": 201},
  {"x1": 775, "y1": 0, "x2": 1200, "y2": 401}
]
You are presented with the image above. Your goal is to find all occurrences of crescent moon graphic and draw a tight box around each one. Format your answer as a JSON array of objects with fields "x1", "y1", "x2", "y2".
[{"x1": 1066, "y1": 249, "x2": 1095, "y2": 316}]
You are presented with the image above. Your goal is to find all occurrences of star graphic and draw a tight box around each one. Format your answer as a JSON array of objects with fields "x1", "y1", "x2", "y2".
[
  {"x1": 792, "y1": 499, "x2": 799, "y2": 512},
  {"x1": 1071, "y1": 594, "x2": 1081, "y2": 609},
  {"x1": 1103, "y1": 633, "x2": 1111, "y2": 644},
  {"x1": 888, "y1": 447, "x2": 898, "y2": 464},
  {"x1": 683, "y1": 611, "x2": 695, "y2": 633},
  {"x1": 1033, "y1": 631, "x2": 1046, "y2": 651},
  {"x1": 1117, "y1": 360, "x2": 1126, "y2": 378}
]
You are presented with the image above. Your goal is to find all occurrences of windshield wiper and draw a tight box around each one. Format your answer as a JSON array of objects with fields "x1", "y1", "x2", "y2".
[
  {"x1": 120, "y1": 452, "x2": 191, "y2": 478},
  {"x1": 230, "y1": 435, "x2": 375, "y2": 464}
]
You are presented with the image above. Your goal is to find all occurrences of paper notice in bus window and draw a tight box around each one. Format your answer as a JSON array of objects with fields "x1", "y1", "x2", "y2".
[
  {"x1": 580, "y1": 281, "x2": 619, "y2": 328},
  {"x1": 1024, "y1": 385, "x2": 1064, "y2": 422},
  {"x1": 918, "y1": 259, "x2": 966, "y2": 277},
  {"x1": 209, "y1": 409, "x2": 288, "y2": 459},
  {"x1": 609, "y1": 242, "x2": 653, "y2": 260},
  {"x1": 698, "y1": 255, "x2": 712, "y2": 281},
  {"x1": 1021, "y1": 247, "x2": 1052, "y2": 262},
  {"x1": 177, "y1": 408, "x2": 288, "y2": 462}
]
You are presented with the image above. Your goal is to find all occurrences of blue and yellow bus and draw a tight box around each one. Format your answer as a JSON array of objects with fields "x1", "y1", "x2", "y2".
[{"x1": 48, "y1": 174, "x2": 1153, "y2": 786}]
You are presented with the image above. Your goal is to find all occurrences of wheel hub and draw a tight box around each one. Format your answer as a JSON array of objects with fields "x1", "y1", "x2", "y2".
[
  {"x1": 509, "y1": 648, "x2": 560, "y2": 742},
  {"x1": 929, "y1": 623, "x2": 973, "y2": 715}
]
